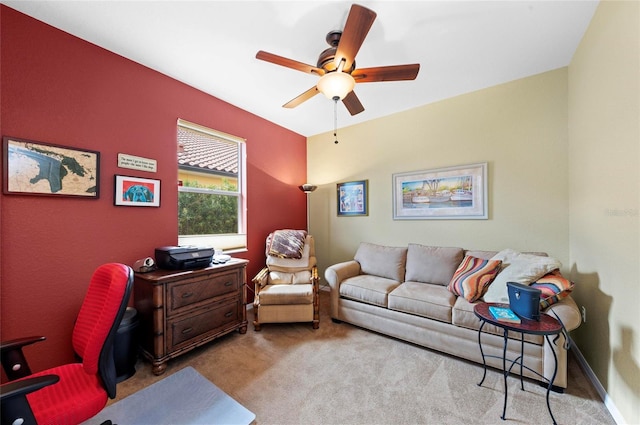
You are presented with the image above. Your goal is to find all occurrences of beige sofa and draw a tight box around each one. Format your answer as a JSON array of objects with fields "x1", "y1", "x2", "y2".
[{"x1": 324, "y1": 242, "x2": 582, "y2": 390}]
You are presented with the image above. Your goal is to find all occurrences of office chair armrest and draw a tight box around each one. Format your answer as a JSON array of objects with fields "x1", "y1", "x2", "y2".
[
  {"x1": 1, "y1": 375, "x2": 60, "y2": 399},
  {"x1": 1, "y1": 375, "x2": 59, "y2": 425},
  {"x1": 1, "y1": 336, "x2": 46, "y2": 381}
]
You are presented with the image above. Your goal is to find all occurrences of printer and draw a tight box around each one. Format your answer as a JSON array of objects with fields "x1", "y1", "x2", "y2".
[{"x1": 155, "y1": 246, "x2": 214, "y2": 270}]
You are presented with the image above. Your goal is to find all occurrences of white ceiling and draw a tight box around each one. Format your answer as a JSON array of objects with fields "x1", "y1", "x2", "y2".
[{"x1": 3, "y1": 0, "x2": 599, "y2": 137}]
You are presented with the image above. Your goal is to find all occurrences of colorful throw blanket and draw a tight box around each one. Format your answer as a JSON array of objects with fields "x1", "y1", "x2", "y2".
[{"x1": 266, "y1": 229, "x2": 307, "y2": 259}]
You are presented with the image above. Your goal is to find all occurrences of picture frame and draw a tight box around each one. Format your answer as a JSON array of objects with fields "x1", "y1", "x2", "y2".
[
  {"x1": 114, "y1": 175, "x2": 161, "y2": 207},
  {"x1": 337, "y1": 180, "x2": 368, "y2": 216},
  {"x1": 392, "y1": 162, "x2": 488, "y2": 220},
  {"x1": 3, "y1": 136, "x2": 100, "y2": 198}
]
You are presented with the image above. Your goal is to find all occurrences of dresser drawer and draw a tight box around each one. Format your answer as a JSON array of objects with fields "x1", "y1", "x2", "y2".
[
  {"x1": 167, "y1": 270, "x2": 239, "y2": 315},
  {"x1": 167, "y1": 300, "x2": 240, "y2": 350}
]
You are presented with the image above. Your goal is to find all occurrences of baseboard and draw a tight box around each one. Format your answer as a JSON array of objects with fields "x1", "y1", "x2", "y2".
[{"x1": 570, "y1": 340, "x2": 625, "y2": 424}]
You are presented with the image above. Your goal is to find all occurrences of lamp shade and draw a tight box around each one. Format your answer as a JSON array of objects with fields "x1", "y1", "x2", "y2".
[
  {"x1": 317, "y1": 72, "x2": 355, "y2": 100},
  {"x1": 299, "y1": 184, "x2": 317, "y2": 193}
]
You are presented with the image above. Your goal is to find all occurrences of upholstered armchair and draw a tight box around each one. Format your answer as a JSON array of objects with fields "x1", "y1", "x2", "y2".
[{"x1": 252, "y1": 230, "x2": 319, "y2": 330}]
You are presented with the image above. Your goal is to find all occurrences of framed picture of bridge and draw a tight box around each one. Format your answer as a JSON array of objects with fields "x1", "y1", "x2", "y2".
[
  {"x1": 392, "y1": 162, "x2": 488, "y2": 220},
  {"x1": 3, "y1": 136, "x2": 100, "y2": 198},
  {"x1": 114, "y1": 175, "x2": 161, "y2": 207}
]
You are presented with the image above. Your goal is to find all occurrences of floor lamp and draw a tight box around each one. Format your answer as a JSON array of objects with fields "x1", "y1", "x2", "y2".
[{"x1": 299, "y1": 183, "x2": 317, "y2": 233}]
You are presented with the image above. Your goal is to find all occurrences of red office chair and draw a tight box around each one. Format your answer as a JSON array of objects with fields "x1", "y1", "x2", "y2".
[{"x1": 1, "y1": 263, "x2": 134, "y2": 425}]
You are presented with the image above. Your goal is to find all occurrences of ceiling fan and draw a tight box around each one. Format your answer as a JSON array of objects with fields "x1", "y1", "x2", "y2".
[{"x1": 256, "y1": 3, "x2": 420, "y2": 116}]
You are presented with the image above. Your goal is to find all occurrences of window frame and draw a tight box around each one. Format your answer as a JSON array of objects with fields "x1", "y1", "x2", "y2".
[{"x1": 177, "y1": 119, "x2": 247, "y2": 252}]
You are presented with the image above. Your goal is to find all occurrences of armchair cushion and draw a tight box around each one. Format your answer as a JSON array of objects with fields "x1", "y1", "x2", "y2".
[
  {"x1": 266, "y1": 236, "x2": 316, "y2": 272},
  {"x1": 268, "y1": 270, "x2": 313, "y2": 285},
  {"x1": 257, "y1": 284, "x2": 314, "y2": 305}
]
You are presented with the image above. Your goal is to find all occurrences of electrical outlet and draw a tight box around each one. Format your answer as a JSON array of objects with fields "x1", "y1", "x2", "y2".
[{"x1": 581, "y1": 306, "x2": 587, "y2": 323}]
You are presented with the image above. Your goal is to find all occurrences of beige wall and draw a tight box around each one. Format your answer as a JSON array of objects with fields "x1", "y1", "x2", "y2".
[
  {"x1": 568, "y1": 1, "x2": 640, "y2": 423},
  {"x1": 308, "y1": 68, "x2": 569, "y2": 275},
  {"x1": 308, "y1": 2, "x2": 639, "y2": 422}
]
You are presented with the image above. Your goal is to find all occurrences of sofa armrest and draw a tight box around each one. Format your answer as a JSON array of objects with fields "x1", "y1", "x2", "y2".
[
  {"x1": 324, "y1": 260, "x2": 361, "y2": 292},
  {"x1": 324, "y1": 260, "x2": 361, "y2": 321},
  {"x1": 544, "y1": 295, "x2": 581, "y2": 332}
]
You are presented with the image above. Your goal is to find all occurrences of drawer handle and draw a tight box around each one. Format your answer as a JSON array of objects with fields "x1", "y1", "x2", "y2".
[
  {"x1": 182, "y1": 327, "x2": 193, "y2": 335},
  {"x1": 224, "y1": 281, "x2": 233, "y2": 287},
  {"x1": 225, "y1": 311, "x2": 233, "y2": 318},
  {"x1": 182, "y1": 292, "x2": 194, "y2": 299}
]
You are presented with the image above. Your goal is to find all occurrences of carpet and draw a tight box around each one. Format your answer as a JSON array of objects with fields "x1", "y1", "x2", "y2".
[
  {"x1": 108, "y1": 291, "x2": 615, "y2": 424},
  {"x1": 82, "y1": 366, "x2": 255, "y2": 425}
]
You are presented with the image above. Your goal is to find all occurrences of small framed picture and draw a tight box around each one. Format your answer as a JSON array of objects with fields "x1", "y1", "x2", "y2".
[
  {"x1": 337, "y1": 180, "x2": 368, "y2": 217},
  {"x1": 114, "y1": 175, "x2": 160, "y2": 207}
]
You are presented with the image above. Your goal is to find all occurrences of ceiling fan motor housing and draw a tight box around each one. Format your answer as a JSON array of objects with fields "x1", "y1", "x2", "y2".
[{"x1": 317, "y1": 31, "x2": 355, "y2": 73}]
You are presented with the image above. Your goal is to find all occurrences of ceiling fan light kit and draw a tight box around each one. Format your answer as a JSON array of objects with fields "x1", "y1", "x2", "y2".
[
  {"x1": 317, "y1": 71, "x2": 355, "y2": 100},
  {"x1": 256, "y1": 3, "x2": 420, "y2": 118}
]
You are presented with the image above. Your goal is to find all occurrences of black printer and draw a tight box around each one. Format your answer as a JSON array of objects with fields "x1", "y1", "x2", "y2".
[{"x1": 155, "y1": 246, "x2": 214, "y2": 270}]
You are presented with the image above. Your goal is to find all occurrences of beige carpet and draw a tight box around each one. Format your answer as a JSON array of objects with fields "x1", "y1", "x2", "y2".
[{"x1": 112, "y1": 290, "x2": 615, "y2": 425}]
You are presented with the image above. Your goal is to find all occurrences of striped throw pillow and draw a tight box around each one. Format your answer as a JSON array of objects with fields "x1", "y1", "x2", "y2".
[
  {"x1": 448, "y1": 256, "x2": 502, "y2": 302},
  {"x1": 531, "y1": 270, "x2": 575, "y2": 309}
]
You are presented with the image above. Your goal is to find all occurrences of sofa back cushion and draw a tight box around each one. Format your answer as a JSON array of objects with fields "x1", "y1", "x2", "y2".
[
  {"x1": 354, "y1": 242, "x2": 407, "y2": 282},
  {"x1": 405, "y1": 244, "x2": 464, "y2": 285}
]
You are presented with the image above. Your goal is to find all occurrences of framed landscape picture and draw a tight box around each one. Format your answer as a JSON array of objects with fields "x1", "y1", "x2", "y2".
[
  {"x1": 337, "y1": 180, "x2": 368, "y2": 216},
  {"x1": 114, "y1": 175, "x2": 161, "y2": 207},
  {"x1": 393, "y1": 162, "x2": 488, "y2": 220},
  {"x1": 3, "y1": 136, "x2": 100, "y2": 198}
]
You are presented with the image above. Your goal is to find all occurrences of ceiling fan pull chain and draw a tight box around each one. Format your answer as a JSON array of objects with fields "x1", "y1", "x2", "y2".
[{"x1": 333, "y1": 97, "x2": 339, "y2": 144}]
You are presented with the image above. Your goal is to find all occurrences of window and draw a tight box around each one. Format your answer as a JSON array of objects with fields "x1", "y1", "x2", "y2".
[{"x1": 177, "y1": 119, "x2": 247, "y2": 252}]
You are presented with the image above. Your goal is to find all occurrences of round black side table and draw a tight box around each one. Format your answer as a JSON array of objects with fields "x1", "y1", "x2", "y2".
[{"x1": 474, "y1": 302, "x2": 563, "y2": 425}]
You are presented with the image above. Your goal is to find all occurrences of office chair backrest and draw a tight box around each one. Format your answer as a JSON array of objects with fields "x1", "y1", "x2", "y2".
[{"x1": 71, "y1": 263, "x2": 133, "y2": 398}]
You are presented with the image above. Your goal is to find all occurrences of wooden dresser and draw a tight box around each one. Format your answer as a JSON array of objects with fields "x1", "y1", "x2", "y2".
[{"x1": 133, "y1": 259, "x2": 249, "y2": 375}]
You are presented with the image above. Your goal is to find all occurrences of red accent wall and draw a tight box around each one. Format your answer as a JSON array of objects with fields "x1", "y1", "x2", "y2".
[{"x1": 0, "y1": 5, "x2": 307, "y2": 374}]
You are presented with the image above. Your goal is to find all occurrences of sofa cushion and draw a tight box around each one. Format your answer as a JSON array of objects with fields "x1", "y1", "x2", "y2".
[
  {"x1": 463, "y1": 250, "x2": 497, "y2": 260},
  {"x1": 340, "y1": 275, "x2": 401, "y2": 308},
  {"x1": 451, "y1": 297, "x2": 543, "y2": 344},
  {"x1": 389, "y1": 282, "x2": 456, "y2": 323},
  {"x1": 405, "y1": 244, "x2": 464, "y2": 285},
  {"x1": 531, "y1": 270, "x2": 575, "y2": 308},
  {"x1": 354, "y1": 242, "x2": 407, "y2": 282},
  {"x1": 447, "y1": 256, "x2": 502, "y2": 302},
  {"x1": 483, "y1": 249, "x2": 561, "y2": 303}
]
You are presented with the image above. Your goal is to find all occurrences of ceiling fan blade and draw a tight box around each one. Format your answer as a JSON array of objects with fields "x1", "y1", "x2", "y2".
[
  {"x1": 283, "y1": 86, "x2": 319, "y2": 108},
  {"x1": 342, "y1": 91, "x2": 365, "y2": 116},
  {"x1": 256, "y1": 51, "x2": 325, "y2": 76},
  {"x1": 352, "y1": 64, "x2": 421, "y2": 83},
  {"x1": 335, "y1": 4, "x2": 377, "y2": 71}
]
